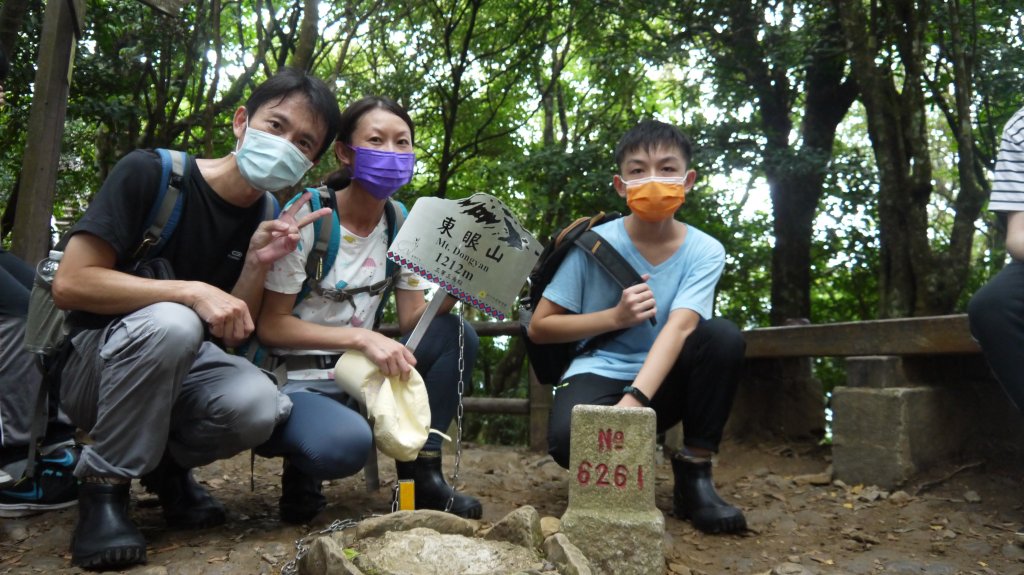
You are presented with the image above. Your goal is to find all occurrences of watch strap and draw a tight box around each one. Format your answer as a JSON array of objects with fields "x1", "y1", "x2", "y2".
[{"x1": 622, "y1": 385, "x2": 651, "y2": 407}]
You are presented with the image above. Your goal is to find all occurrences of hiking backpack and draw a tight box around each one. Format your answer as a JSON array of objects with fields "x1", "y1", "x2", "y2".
[
  {"x1": 519, "y1": 212, "x2": 654, "y2": 386},
  {"x1": 25, "y1": 148, "x2": 281, "y2": 360},
  {"x1": 18, "y1": 148, "x2": 278, "y2": 480},
  {"x1": 292, "y1": 186, "x2": 407, "y2": 329}
]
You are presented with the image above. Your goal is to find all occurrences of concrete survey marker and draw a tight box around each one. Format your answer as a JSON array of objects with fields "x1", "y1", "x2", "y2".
[
  {"x1": 565, "y1": 404, "x2": 658, "y2": 510},
  {"x1": 561, "y1": 405, "x2": 665, "y2": 575}
]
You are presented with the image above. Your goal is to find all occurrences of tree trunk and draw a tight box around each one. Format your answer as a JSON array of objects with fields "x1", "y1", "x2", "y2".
[
  {"x1": 0, "y1": 0, "x2": 29, "y2": 57},
  {"x1": 290, "y1": 0, "x2": 318, "y2": 71},
  {"x1": 725, "y1": 2, "x2": 857, "y2": 325},
  {"x1": 838, "y1": 0, "x2": 984, "y2": 318},
  {"x1": 10, "y1": 0, "x2": 81, "y2": 263}
]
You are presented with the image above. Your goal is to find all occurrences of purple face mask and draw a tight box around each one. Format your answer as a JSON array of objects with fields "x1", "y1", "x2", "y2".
[{"x1": 350, "y1": 146, "x2": 416, "y2": 199}]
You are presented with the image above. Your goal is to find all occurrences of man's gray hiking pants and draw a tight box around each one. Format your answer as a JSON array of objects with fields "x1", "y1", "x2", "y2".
[
  {"x1": 0, "y1": 315, "x2": 43, "y2": 450},
  {"x1": 61, "y1": 302, "x2": 290, "y2": 479}
]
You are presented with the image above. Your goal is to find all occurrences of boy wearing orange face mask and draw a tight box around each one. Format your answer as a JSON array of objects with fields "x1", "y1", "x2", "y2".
[{"x1": 528, "y1": 119, "x2": 747, "y2": 534}]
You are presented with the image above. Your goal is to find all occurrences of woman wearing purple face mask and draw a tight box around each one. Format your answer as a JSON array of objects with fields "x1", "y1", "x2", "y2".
[{"x1": 255, "y1": 96, "x2": 483, "y2": 523}]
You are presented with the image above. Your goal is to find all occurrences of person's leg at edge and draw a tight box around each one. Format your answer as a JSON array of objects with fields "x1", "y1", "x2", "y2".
[
  {"x1": 255, "y1": 389, "x2": 373, "y2": 524},
  {"x1": 60, "y1": 302, "x2": 203, "y2": 569},
  {"x1": 652, "y1": 317, "x2": 747, "y2": 534},
  {"x1": 968, "y1": 260, "x2": 1024, "y2": 412},
  {"x1": 0, "y1": 315, "x2": 80, "y2": 518},
  {"x1": 968, "y1": 259, "x2": 1024, "y2": 542},
  {"x1": 394, "y1": 313, "x2": 483, "y2": 518}
]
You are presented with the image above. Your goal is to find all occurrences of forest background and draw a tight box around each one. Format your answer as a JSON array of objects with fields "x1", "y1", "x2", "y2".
[{"x1": 0, "y1": 0, "x2": 1021, "y2": 444}]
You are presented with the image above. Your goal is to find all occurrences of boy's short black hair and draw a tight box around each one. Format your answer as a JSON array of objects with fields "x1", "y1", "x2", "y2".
[
  {"x1": 244, "y1": 68, "x2": 342, "y2": 161},
  {"x1": 614, "y1": 119, "x2": 693, "y2": 168}
]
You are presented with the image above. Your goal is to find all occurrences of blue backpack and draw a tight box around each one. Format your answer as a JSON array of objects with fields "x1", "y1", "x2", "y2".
[
  {"x1": 19, "y1": 149, "x2": 279, "y2": 482},
  {"x1": 138, "y1": 149, "x2": 279, "y2": 259}
]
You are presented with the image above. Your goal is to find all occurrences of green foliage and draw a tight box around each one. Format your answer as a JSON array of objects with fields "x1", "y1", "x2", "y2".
[
  {"x1": 5, "y1": 0, "x2": 1024, "y2": 444},
  {"x1": 811, "y1": 146, "x2": 880, "y2": 323}
]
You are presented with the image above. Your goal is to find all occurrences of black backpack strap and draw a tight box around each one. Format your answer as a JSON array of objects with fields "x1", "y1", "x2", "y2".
[
  {"x1": 567, "y1": 228, "x2": 657, "y2": 357},
  {"x1": 371, "y1": 200, "x2": 403, "y2": 329},
  {"x1": 574, "y1": 230, "x2": 656, "y2": 326},
  {"x1": 574, "y1": 230, "x2": 643, "y2": 290}
]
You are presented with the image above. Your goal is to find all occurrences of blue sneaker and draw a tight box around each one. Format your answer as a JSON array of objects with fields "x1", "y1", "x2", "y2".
[{"x1": 0, "y1": 444, "x2": 80, "y2": 517}]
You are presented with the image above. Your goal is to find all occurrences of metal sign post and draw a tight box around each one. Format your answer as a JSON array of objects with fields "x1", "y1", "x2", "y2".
[{"x1": 384, "y1": 193, "x2": 541, "y2": 505}]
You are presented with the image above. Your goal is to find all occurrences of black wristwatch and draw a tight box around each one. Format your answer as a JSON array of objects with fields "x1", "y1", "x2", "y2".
[{"x1": 622, "y1": 385, "x2": 651, "y2": 407}]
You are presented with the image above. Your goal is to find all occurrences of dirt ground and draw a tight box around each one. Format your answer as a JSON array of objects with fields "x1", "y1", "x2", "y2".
[{"x1": 2, "y1": 437, "x2": 1024, "y2": 575}]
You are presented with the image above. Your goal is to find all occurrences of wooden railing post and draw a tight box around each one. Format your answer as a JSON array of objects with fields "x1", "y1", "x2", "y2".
[{"x1": 528, "y1": 367, "x2": 551, "y2": 452}]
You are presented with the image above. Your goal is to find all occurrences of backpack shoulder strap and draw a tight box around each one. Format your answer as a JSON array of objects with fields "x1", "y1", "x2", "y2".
[
  {"x1": 574, "y1": 229, "x2": 656, "y2": 326},
  {"x1": 135, "y1": 148, "x2": 188, "y2": 259},
  {"x1": 298, "y1": 187, "x2": 339, "y2": 303},
  {"x1": 382, "y1": 200, "x2": 405, "y2": 277},
  {"x1": 262, "y1": 191, "x2": 281, "y2": 220},
  {"x1": 296, "y1": 195, "x2": 404, "y2": 327},
  {"x1": 370, "y1": 199, "x2": 406, "y2": 329},
  {"x1": 389, "y1": 199, "x2": 408, "y2": 230},
  {"x1": 574, "y1": 230, "x2": 643, "y2": 290}
]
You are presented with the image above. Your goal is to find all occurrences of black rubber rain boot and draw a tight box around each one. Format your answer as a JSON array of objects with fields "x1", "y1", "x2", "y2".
[
  {"x1": 71, "y1": 480, "x2": 147, "y2": 570},
  {"x1": 672, "y1": 457, "x2": 747, "y2": 534},
  {"x1": 279, "y1": 459, "x2": 326, "y2": 524},
  {"x1": 140, "y1": 454, "x2": 225, "y2": 529},
  {"x1": 394, "y1": 451, "x2": 482, "y2": 519}
]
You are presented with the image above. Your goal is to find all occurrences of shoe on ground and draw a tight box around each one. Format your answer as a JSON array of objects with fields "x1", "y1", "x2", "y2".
[
  {"x1": 71, "y1": 480, "x2": 147, "y2": 570},
  {"x1": 395, "y1": 451, "x2": 482, "y2": 519},
  {"x1": 672, "y1": 457, "x2": 747, "y2": 534},
  {"x1": 0, "y1": 444, "x2": 80, "y2": 518},
  {"x1": 279, "y1": 460, "x2": 326, "y2": 524},
  {"x1": 140, "y1": 455, "x2": 225, "y2": 529}
]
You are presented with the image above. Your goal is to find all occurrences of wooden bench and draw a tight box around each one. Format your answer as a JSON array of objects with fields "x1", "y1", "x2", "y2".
[
  {"x1": 383, "y1": 314, "x2": 1024, "y2": 488},
  {"x1": 731, "y1": 314, "x2": 1016, "y2": 489}
]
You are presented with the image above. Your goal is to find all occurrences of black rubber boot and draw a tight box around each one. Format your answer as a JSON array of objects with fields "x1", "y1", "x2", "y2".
[
  {"x1": 672, "y1": 458, "x2": 747, "y2": 534},
  {"x1": 394, "y1": 451, "x2": 482, "y2": 519},
  {"x1": 279, "y1": 460, "x2": 325, "y2": 524},
  {"x1": 71, "y1": 481, "x2": 147, "y2": 570},
  {"x1": 140, "y1": 454, "x2": 225, "y2": 529}
]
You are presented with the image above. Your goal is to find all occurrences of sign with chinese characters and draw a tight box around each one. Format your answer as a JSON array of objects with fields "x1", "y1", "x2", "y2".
[{"x1": 387, "y1": 193, "x2": 540, "y2": 320}]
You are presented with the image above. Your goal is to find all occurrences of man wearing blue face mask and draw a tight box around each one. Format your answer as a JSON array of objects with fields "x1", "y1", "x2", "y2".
[{"x1": 49, "y1": 68, "x2": 342, "y2": 571}]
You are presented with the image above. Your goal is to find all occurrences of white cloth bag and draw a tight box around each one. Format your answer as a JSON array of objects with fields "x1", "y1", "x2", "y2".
[{"x1": 333, "y1": 351, "x2": 431, "y2": 462}]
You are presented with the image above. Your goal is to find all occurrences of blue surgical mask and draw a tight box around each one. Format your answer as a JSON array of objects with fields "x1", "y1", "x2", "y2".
[{"x1": 233, "y1": 120, "x2": 313, "y2": 191}]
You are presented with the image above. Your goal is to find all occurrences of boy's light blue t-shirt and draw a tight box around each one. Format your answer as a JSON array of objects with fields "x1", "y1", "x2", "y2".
[{"x1": 541, "y1": 217, "x2": 725, "y2": 382}]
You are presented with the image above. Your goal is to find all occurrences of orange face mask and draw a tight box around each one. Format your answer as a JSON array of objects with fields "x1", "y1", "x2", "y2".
[{"x1": 624, "y1": 176, "x2": 688, "y2": 222}]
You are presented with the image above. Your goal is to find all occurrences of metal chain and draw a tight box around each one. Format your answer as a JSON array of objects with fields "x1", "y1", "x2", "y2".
[
  {"x1": 445, "y1": 302, "x2": 466, "y2": 512},
  {"x1": 280, "y1": 518, "x2": 360, "y2": 575}
]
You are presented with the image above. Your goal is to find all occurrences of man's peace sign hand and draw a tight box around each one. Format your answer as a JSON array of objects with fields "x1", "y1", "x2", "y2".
[{"x1": 250, "y1": 190, "x2": 331, "y2": 264}]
